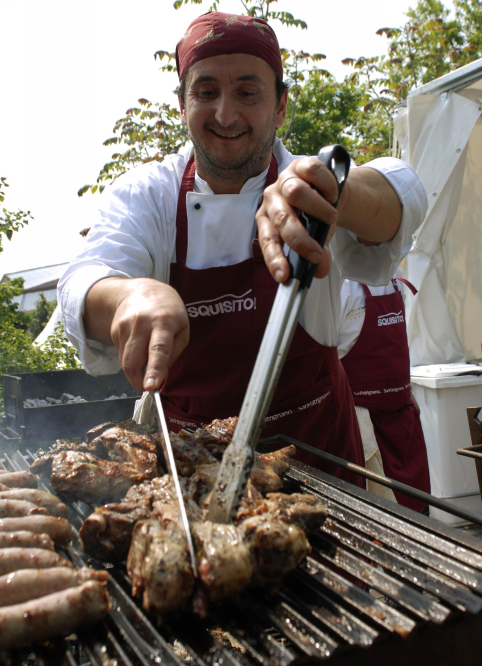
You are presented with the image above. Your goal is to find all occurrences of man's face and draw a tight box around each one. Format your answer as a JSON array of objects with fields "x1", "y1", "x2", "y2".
[{"x1": 179, "y1": 54, "x2": 287, "y2": 193}]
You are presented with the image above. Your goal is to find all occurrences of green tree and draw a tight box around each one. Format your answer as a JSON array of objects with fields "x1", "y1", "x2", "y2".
[
  {"x1": 0, "y1": 178, "x2": 33, "y2": 254},
  {"x1": 29, "y1": 293, "x2": 57, "y2": 340}
]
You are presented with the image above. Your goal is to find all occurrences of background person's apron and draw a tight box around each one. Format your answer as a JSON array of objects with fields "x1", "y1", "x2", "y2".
[
  {"x1": 162, "y1": 155, "x2": 365, "y2": 488},
  {"x1": 340, "y1": 280, "x2": 430, "y2": 509}
]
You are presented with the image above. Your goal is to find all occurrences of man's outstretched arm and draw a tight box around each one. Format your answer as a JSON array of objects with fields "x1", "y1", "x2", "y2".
[{"x1": 84, "y1": 277, "x2": 189, "y2": 392}]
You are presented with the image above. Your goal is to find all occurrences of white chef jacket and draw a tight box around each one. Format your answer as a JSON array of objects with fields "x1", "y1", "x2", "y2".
[{"x1": 58, "y1": 138, "x2": 427, "y2": 376}]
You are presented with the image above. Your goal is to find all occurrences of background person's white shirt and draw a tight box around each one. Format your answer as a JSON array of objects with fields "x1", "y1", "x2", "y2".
[{"x1": 58, "y1": 138, "x2": 427, "y2": 376}]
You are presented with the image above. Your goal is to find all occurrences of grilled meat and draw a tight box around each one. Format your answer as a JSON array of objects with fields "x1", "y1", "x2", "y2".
[
  {"x1": 30, "y1": 440, "x2": 91, "y2": 477},
  {"x1": 0, "y1": 566, "x2": 108, "y2": 608},
  {"x1": 0, "y1": 490, "x2": 68, "y2": 518},
  {"x1": 236, "y1": 492, "x2": 327, "y2": 535},
  {"x1": 0, "y1": 547, "x2": 73, "y2": 576},
  {"x1": 193, "y1": 521, "x2": 252, "y2": 603},
  {"x1": 127, "y1": 512, "x2": 195, "y2": 615},
  {"x1": 89, "y1": 422, "x2": 160, "y2": 477},
  {"x1": 0, "y1": 531, "x2": 54, "y2": 551},
  {"x1": 0, "y1": 580, "x2": 111, "y2": 650},
  {"x1": 50, "y1": 451, "x2": 146, "y2": 504},
  {"x1": 0, "y1": 499, "x2": 48, "y2": 518},
  {"x1": 239, "y1": 515, "x2": 310, "y2": 590},
  {"x1": 79, "y1": 500, "x2": 152, "y2": 563},
  {"x1": 0, "y1": 516, "x2": 72, "y2": 544},
  {"x1": 0, "y1": 472, "x2": 38, "y2": 489},
  {"x1": 193, "y1": 417, "x2": 238, "y2": 447}
]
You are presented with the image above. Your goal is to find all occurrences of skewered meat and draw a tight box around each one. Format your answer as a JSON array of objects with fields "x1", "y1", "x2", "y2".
[
  {"x1": 0, "y1": 531, "x2": 54, "y2": 551},
  {"x1": 0, "y1": 500, "x2": 48, "y2": 518},
  {"x1": 0, "y1": 490, "x2": 68, "y2": 518},
  {"x1": 0, "y1": 580, "x2": 111, "y2": 650},
  {"x1": 50, "y1": 451, "x2": 146, "y2": 504},
  {"x1": 0, "y1": 516, "x2": 72, "y2": 544},
  {"x1": 0, "y1": 566, "x2": 108, "y2": 608},
  {"x1": 79, "y1": 500, "x2": 152, "y2": 563},
  {"x1": 0, "y1": 547, "x2": 73, "y2": 576},
  {"x1": 0, "y1": 472, "x2": 38, "y2": 489},
  {"x1": 127, "y1": 512, "x2": 194, "y2": 615}
]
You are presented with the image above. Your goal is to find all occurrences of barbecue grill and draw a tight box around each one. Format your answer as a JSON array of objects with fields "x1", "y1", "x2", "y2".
[{"x1": 3, "y1": 443, "x2": 482, "y2": 666}]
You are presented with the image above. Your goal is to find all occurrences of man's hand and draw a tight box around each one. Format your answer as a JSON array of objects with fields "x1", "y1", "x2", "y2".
[
  {"x1": 256, "y1": 157, "x2": 340, "y2": 283},
  {"x1": 84, "y1": 278, "x2": 189, "y2": 392},
  {"x1": 256, "y1": 155, "x2": 403, "y2": 283}
]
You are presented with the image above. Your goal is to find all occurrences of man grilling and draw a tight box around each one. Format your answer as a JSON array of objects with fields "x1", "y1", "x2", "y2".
[{"x1": 59, "y1": 11, "x2": 428, "y2": 488}]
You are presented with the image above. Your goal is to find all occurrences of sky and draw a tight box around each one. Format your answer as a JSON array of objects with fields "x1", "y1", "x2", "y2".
[{"x1": 0, "y1": 0, "x2": 445, "y2": 278}]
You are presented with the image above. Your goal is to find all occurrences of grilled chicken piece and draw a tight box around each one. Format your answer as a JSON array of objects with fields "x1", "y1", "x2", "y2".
[
  {"x1": 0, "y1": 531, "x2": 54, "y2": 551},
  {"x1": 50, "y1": 451, "x2": 146, "y2": 504},
  {"x1": 165, "y1": 434, "x2": 217, "y2": 476},
  {"x1": 79, "y1": 500, "x2": 152, "y2": 563},
  {"x1": 0, "y1": 490, "x2": 68, "y2": 518},
  {"x1": 0, "y1": 547, "x2": 73, "y2": 576},
  {"x1": 239, "y1": 515, "x2": 310, "y2": 590},
  {"x1": 85, "y1": 420, "x2": 120, "y2": 443},
  {"x1": 192, "y1": 521, "x2": 252, "y2": 603},
  {"x1": 193, "y1": 417, "x2": 238, "y2": 447},
  {"x1": 236, "y1": 492, "x2": 327, "y2": 535},
  {"x1": 125, "y1": 475, "x2": 203, "y2": 521},
  {"x1": 0, "y1": 566, "x2": 108, "y2": 608},
  {"x1": 0, "y1": 499, "x2": 48, "y2": 518},
  {"x1": 0, "y1": 471, "x2": 38, "y2": 489},
  {"x1": 0, "y1": 516, "x2": 72, "y2": 544},
  {"x1": 0, "y1": 579, "x2": 111, "y2": 650},
  {"x1": 127, "y1": 512, "x2": 194, "y2": 615},
  {"x1": 89, "y1": 423, "x2": 160, "y2": 478}
]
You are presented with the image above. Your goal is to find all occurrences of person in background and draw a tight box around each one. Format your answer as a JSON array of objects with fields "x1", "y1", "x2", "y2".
[{"x1": 338, "y1": 251, "x2": 431, "y2": 511}]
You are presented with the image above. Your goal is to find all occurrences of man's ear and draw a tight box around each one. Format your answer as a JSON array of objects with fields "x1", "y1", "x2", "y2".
[
  {"x1": 178, "y1": 96, "x2": 188, "y2": 126},
  {"x1": 275, "y1": 90, "x2": 288, "y2": 129}
]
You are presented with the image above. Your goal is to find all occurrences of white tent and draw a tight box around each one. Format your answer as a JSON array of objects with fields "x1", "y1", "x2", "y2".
[{"x1": 393, "y1": 59, "x2": 482, "y2": 366}]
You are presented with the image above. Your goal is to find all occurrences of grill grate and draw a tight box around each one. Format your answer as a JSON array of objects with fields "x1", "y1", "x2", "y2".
[{"x1": 2, "y1": 446, "x2": 482, "y2": 665}]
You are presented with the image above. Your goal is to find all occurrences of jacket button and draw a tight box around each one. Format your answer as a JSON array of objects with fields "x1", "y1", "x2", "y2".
[{"x1": 194, "y1": 203, "x2": 201, "y2": 210}]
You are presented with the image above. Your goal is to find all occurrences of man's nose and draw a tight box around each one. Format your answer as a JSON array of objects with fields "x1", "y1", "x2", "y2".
[{"x1": 214, "y1": 91, "x2": 239, "y2": 127}]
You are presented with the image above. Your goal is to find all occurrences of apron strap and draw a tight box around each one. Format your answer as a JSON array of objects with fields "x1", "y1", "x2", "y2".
[
  {"x1": 361, "y1": 283, "x2": 372, "y2": 298},
  {"x1": 393, "y1": 276, "x2": 418, "y2": 296},
  {"x1": 175, "y1": 155, "x2": 196, "y2": 266}
]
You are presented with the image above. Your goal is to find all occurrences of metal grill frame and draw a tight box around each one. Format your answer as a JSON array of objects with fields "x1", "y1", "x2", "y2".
[{"x1": 2, "y1": 440, "x2": 482, "y2": 666}]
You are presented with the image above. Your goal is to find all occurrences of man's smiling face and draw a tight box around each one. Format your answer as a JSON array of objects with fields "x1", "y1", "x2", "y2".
[{"x1": 179, "y1": 53, "x2": 287, "y2": 194}]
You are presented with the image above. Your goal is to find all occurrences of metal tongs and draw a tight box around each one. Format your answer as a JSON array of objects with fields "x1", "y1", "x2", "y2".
[
  {"x1": 206, "y1": 145, "x2": 350, "y2": 523},
  {"x1": 151, "y1": 391, "x2": 197, "y2": 575}
]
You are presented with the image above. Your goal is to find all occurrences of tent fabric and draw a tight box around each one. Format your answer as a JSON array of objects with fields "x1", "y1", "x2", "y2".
[{"x1": 393, "y1": 91, "x2": 482, "y2": 366}]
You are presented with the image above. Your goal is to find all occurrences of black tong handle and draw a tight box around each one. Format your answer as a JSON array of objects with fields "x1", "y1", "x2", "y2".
[{"x1": 288, "y1": 144, "x2": 351, "y2": 289}]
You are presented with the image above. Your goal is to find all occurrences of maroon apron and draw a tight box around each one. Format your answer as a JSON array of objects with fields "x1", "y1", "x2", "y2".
[
  {"x1": 340, "y1": 279, "x2": 430, "y2": 510},
  {"x1": 162, "y1": 154, "x2": 365, "y2": 488}
]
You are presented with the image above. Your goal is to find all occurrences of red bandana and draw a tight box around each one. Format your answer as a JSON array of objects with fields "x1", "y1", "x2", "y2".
[{"x1": 176, "y1": 11, "x2": 283, "y2": 80}]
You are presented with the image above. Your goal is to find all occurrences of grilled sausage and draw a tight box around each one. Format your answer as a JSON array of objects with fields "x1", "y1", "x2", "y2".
[
  {"x1": 0, "y1": 516, "x2": 72, "y2": 544},
  {"x1": 0, "y1": 531, "x2": 54, "y2": 551},
  {"x1": 0, "y1": 548, "x2": 73, "y2": 576},
  {"x1": 0, "y1": 580, "x2": 111, "y2": 649},
  {"x1": 0, "y1": 499, "x2": 48, "y2": 518},
  {"x1": 0, "y1": 490, "x2": 68, "y2": 518},
  {"x1": 0, "y1": 566, "x2": 108, "y2": 607},
  {"x1": 0, "y1": 472, "x2": 38, "y2": 489}
]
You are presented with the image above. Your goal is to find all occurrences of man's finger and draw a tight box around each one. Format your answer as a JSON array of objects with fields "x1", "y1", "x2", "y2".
[
  {"x1": 120, "y1": 331, "x2": 150, "y2": 392},
  {"x1": 143, "y1": 328, "x2": 174, "y2": 391},
  {"x1": 257, "y1": 213, "x2": 289, "y2": 282}
]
